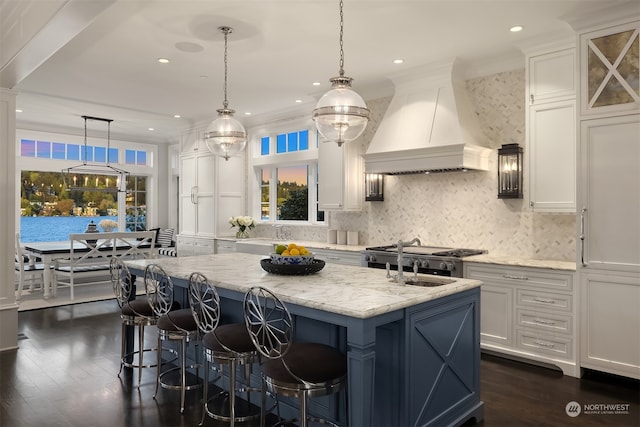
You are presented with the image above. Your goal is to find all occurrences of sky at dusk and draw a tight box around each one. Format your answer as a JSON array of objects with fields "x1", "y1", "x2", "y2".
[{"x1": 277, "y1": 165, "x2": 307, "y2": 185}]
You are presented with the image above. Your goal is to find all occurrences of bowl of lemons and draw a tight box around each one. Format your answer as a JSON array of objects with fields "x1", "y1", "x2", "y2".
[{"x1": 271, "y1": 243, "x2": 315, "y2": 265}]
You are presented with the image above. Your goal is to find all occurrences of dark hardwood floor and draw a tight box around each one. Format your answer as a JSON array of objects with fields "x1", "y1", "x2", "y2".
[{"x1": 1, "y1": 299, "x2": 638, "y2": 427}]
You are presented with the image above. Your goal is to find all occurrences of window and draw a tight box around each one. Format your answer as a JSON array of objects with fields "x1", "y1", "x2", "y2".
[
  {"x1": 19, "y1": 138, "x2": 150, "y2": 165},
  {"x1": 52, "y1": 143, "x2": 65, "y2": 159},
  {"x1": 274, "y1": 130, "x2": 309, "y2": 154},
  {"x1": 125, "y1": 149, "x2": 148, "y2": 166},
  {"x1": 250, "y1": 122, "x2": 323, "y2": 224},
  {"x1": 17, "y1": 131, "x2": 158, "y2": 242},
  {"x1": 126, "y1": 176, "x2": 147, "y2": 231},
  {"x1": 260, "y1": 169, "x2": 270, "y2": 220}
]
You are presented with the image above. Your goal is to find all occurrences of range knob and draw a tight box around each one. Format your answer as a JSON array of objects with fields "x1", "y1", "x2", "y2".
[
  {"x1": 420, "y1": 260, "x2": 430, "y2": 268},
  {"x1": 365, "y1": 254, "x2": 376, "y2": 262},
  {"x1": 439, "y1": 262, "x2": 455, "y2": 271}
]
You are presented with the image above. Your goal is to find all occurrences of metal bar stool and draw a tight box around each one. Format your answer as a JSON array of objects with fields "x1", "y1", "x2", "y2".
[
  {"x1": 109, "y1": 258, "x2": 160, "y2": 386},
  {"x1": 243, "y1": 286, "x2": 348, "y2": 427},
  {"x1": 145, "y1": 263, "x2": 200, "y2": 413},
  {"x1": 188, "y1": 272, "x2": 261, "y2": 426}
]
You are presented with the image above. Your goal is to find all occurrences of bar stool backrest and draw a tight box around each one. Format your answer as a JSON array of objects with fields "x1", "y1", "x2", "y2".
[
  {"x1": 145, "y1": 264, "x2": 174, "y2": 317},
  {"x1": 110, "y1": 258, "x2": 132, "y2": 309},
  {"x1": 188, "y1": 272, "x2": 221, "y2": 333},
  {"x1": 243, "y1": 286, "x2": 293, "y2": 360}
]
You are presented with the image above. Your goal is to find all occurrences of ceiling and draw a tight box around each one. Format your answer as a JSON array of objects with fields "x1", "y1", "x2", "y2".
[{"x1": 2, "y1": 0, "x2": 635, "y2": 144}]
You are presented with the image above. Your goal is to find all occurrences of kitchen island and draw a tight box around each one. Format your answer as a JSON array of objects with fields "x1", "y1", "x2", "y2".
[{"x1": 125, "y1": 253, "x2": 484, "y2": 427}]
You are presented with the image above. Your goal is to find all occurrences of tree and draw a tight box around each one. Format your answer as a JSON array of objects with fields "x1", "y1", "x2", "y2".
[
  {"x1": 98, "y1": 197, "x2": 116, "y2": 215},
  {"x1": 56, "y1": 199, "x2": 75, "y2": 216},
  {"x1": 279, "y1": 187, "x2": 308, "y2": 220}
]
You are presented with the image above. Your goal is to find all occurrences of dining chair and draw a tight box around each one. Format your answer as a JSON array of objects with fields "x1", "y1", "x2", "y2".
[
  {"x1": 145, "y1": 263, "x2": 200, "y2": 414},
  {"x1": 110, "y1": 258, "x2": 159, "y2": 386},
  {"x1": 188, "y1": 272, "x2": 260, "y2": 426},
  {"x1": 243, "y1": 286, "x2": 348, "y2": 427},
  {"x1": 15, "y1": 233, "x2": 45, "y2": 301}
]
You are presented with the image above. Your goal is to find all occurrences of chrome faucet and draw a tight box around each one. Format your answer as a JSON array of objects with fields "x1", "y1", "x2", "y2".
[{"x1": 395, "y1": 237, "x2": 421, "y2": 285}]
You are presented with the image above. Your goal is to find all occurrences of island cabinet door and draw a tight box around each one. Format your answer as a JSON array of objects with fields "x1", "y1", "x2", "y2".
[{"x1": 405, "y1": 289, "x2": 482, "y2": 427}]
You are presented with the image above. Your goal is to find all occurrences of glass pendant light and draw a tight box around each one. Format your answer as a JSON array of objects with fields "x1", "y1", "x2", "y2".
[
  {"x1": 204, "y1": 26, "x2": 247, "y2": 160},
  {"x1": 313, "y1": 0, "x2": 370, "y2": 147}
]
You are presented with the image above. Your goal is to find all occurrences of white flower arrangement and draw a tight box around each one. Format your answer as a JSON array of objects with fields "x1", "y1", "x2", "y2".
[
  {"x1": 99, "y1": 219, "x2": 118, "y2": 231},
  {"x1": 229, "y1": 216, "x2": 256, "y2": 232}
]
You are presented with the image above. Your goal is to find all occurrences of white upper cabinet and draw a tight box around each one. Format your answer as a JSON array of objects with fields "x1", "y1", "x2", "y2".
[
  {"x1": 580, "y1": 20, "x2": 640, "y2": 117},
  {"x1": 525, "y1": 45, "x2": 577, "y2": 213},
  {"x1": 528, "y1": 48, "x2": 576, "y2": 104},
  {"x1": 179, "y1": 152, "x2": 216, "y2": 237},
  {"x1": 179, "y1": 126, "x2": 246, "y2": 239},
  {"x1": 180, "y1": 127, "x2": 208, "y2": 153},
  {"x1": 528, "y1": 99, "x2": 576, "y2": 212},
  {"x1": 318, "y1": 139, "x2": 363, "y2": 211},
  {"x1": 215, "y1": 154, "x2": 245, "y2": 237}
]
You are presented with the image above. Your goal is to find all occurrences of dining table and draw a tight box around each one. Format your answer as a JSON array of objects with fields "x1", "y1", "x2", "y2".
[{"x1": 22, "y1": 237, "x2": 153, "y2": 299}]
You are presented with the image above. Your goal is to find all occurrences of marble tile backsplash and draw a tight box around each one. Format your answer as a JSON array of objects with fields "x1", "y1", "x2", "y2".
[{"x1": 252, "y1": 69, "x2": 576, "y2": 261}]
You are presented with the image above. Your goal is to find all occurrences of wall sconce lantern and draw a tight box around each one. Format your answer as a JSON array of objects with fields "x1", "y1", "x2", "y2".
[
  {"x1": 365, "y1": 173, "x2": 384, "y2": 201},
  {"x1": 498, "y1": 143, "x2": 523, "y2": 199}
]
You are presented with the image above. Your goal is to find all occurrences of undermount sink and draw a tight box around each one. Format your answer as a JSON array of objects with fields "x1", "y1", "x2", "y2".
[{"x1": 403, "y1": 277, "x2": 455, "y2": 287}]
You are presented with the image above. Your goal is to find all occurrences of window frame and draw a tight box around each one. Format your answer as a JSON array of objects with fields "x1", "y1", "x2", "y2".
[
  {"x1": 15, "y1": 129, "x2": 158, "y2": 232},
  {"x1": 248, "y1": 118, "x2": 324, "y2": 225}
]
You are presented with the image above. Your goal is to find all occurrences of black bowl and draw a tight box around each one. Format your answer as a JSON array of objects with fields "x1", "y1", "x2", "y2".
[{"x1": 260, "y1": 258, "x2": 325, "y2": 275}]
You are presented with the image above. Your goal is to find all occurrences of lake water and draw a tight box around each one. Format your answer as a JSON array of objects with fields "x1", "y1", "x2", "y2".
[{"x1": 20, "y1": 216, "x2": 118, "y2": 242}]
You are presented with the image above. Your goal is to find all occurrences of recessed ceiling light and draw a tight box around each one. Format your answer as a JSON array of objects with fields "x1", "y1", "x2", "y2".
[
  {"x1": 510, "y1": 25, "x2": 524, "y2": 33},
  {"x1": 173, "y1": 114, "x2": 181, "y2": 118},
  {"x1": 15, "y1": 109, "x2": 22, "y2": 113},
  {"x1": 157, "y1": 58, "x2": 170, "y2": 64},
  {"x1": 312, "y1": 82, "x2": 321, "y2": 86},
  {"x1": 295, "y1": 99, "x2": 302, "y2": 103},
  {"x1": 148, "y1": 127, "x2": 155, "y2": 131},
  {"x1": 244, "y1": 112, "x2": 252, "y2": 116},
  {"x1": 393, "y1": 59, "x2": 404, "y2": 64}
]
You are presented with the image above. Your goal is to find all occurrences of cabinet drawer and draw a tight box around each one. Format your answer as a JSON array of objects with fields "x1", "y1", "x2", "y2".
[
  {"x1": 312, "y1": 249, "x2": 361, "y2": 266},
  {"x1": 516, "y1": 289, "x2": 572, "y2": 313},
  {"x1": 215, "y1": 240, "x2": 236, "y2": 254},
  {"x1": 516, "y1": 308, "x2": 572, "y2": 335},
  {"x1": 195, "y1": 242, "x2": 214, "y2": 256},
  {"x1": 516, "y1": 329, "x2": 573, "y2": 359},
  {"x1": 466, "y1": 264, "x2": 573, "y2": 291}
]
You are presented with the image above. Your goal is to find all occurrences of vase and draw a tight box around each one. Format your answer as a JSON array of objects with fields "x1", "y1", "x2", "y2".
[
  {"x1": 236, "y1": 229, "x2": 250, "y2": 239},
  {"x1": 84, "y1": 220, "x2": 99, "y2": 247}
]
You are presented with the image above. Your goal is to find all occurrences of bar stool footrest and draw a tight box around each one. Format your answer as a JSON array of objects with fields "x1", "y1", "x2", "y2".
[
  {"x1": 205, "y1": 390, "x2": 261, "y2": 423},
  {"x1": 158, "y1": 367, "x2": 201, "y2": 391},
  {"x1": 121, "y1": 348, "x2": 160, "y2": 370}
]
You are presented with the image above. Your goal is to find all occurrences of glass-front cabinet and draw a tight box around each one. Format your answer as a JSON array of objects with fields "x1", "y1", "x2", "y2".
[{"x1": 581, "y1": 20, "x2": 640, "y2": 116}]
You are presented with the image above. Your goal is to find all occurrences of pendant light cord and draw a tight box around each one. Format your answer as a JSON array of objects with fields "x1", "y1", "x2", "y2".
[
  {"x1": 221, "y1": 26, "x2": 230, "y2": 109},
  {"x1": 338, "y1": 0, "x2": 345, "y2": 77},
  {"x1": 83, "y1": 117, "x2": 88, "y2": 166},
  {"x1": 81, "y1": 115, "x2": 114, "y2": 166}
]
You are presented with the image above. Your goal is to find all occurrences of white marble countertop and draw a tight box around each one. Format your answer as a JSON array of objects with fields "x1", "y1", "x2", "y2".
[
  {"x1": 125, "y1": 253, "x2": 481, "y2": 319},
  {"x1": 220, "y1": 238, "x2": 577, "y2": 271},
  {"x1": 464, "y1": 254, "x2": 576, "y2": 271}
]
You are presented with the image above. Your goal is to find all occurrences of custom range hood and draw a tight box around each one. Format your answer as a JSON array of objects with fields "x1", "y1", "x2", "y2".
[{"x1": 364, "y1": 59, "x2": 491, "y2": 175}]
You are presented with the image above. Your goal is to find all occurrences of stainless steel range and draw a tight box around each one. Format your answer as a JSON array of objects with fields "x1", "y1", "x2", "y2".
[{"x1": 361, "y1": 239, "x2": 486, "y2": 278}]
